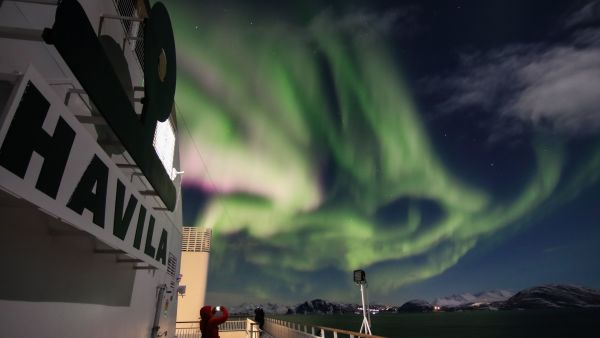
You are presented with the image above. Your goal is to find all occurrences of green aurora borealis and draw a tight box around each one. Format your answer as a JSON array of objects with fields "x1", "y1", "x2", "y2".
[{"x1": 171, "y1": 2, "x2": 600, "y2": 303}]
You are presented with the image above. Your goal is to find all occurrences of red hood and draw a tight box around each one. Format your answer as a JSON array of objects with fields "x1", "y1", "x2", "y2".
[{"x1": 200, "y1": 306, "x2": 212, "y2": 320}]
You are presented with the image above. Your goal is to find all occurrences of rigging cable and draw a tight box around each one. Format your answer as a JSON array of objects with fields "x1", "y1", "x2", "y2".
[{"x1": 175, "y1": 103, "x2": 237, "y2": 230}]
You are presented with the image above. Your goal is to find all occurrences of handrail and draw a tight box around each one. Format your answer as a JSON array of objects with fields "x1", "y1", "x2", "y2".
[
  {"x1": 176, "y1": 319, "x2": 259, "y2": 338},
  {"x1": 246, "y1": 318, "x2": 261, "y2": 338},
  {"x1": 176, "y1": 318, "x2": 386, "y2": 337},
  {"x1": 264, "y1": 318, "x2": 387, "y2": 338},
  {"x1": 107, "y1": 0, "x2": 145, "y2": 70},
  {"x1": 315, "y1": 325, "x2": 386, "y2": 338}
]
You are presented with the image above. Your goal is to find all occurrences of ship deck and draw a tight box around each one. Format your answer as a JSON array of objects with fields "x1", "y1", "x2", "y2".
[{"x1": 175, "y1": 317, "x2": 385, "y2": 338}]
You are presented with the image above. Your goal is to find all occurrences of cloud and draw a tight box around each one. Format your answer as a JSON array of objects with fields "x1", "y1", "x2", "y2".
[
  {"x1": 338, "y1": 10, "x2": 401, "y2": 34},
  {"x1": 310, "y1": 6, "x2": 420, "y2": 40},
  {"x1": 565, "y1": 0, "x2": 600, "y2": 29},
  {"x1": 509, "y1": 42, "x2": 600, "y2": 133},
  {"x1": 435, "y1": 25, "x2": 600, "y2": 136}
]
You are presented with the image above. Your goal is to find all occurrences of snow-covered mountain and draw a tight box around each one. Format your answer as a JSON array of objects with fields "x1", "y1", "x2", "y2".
[
  {"x1": 502, "y1": 284, "x2": 600, "y2": 310},
  {"x1": 229, "y1": 284, "x2": 600, "y2": 314},
  {"x1": 229, "y1": 302, "x2": 294, "y2": 315},
  {"x1": 230, "y1": 299, "x2": 385, "y2": 315},
  {"x1": 295, "y1": 299, "x2": 356, "y2": 314},
  {"x1": 433, "y1": 290, "x2": 514, "y2": 307},
  {"x1": 398, "y1": 299, "x2": 433, "y2": 312}
]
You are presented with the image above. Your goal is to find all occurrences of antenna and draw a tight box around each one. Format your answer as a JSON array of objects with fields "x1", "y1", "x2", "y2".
[{"x1": 353, "y1": 270, "x2": 372, "y2": 335}]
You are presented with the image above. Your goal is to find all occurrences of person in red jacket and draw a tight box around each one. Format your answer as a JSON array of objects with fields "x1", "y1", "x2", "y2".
[{"x1": 200, "y1": 305, "x2": 229, "y2": 338}]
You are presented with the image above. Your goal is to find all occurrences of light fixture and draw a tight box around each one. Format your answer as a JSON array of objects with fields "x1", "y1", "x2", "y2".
[{"x1": 354, "y1": 269, "x2": 366, "y2": 284}]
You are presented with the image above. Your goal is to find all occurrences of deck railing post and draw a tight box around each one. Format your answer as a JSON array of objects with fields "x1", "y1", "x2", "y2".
[{"x1": 259, "y1": 319, "x2": 380, "y2": 338}]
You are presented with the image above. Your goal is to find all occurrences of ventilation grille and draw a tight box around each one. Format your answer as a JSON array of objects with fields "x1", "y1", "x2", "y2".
[
  {"x1": 167, "y1": 252, "x2": 177, "y2": 277},
  {"x1": 182, "y1": 227, "x2": 212, "y2": 252}
]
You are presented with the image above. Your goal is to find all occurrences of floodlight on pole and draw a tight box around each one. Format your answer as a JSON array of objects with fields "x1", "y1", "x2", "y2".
[
  {"x1": 354, "y1": 270, "x2": 366, "y2": 284},
  {"x1": 353, "y1": 270, "x2": 372, "y2": 335}
]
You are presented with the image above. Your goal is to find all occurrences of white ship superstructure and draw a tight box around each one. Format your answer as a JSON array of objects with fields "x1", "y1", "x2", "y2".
[
  {"x1": 177, "y1": 226, "x2": 212, "y2": 322},
  {"x1": 0, "y1": 0, "x2": 183, "y2": 337}
]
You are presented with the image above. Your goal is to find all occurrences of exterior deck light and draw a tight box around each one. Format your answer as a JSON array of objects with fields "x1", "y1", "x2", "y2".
[{"x1": 354, "y1": 269, "x2": 366, "y2": 284}]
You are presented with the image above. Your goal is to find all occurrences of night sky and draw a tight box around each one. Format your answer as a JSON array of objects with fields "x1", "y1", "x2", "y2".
[{"x1": 171, "y1": 0, "x2": 600, "y2": 305}]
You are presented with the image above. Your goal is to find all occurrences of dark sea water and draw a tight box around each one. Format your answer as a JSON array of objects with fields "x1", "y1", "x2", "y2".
[{"x1": 271, "y1": 310, "x2": 600, "y2": 338}]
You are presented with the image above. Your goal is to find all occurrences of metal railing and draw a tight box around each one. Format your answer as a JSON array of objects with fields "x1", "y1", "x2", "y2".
[
  {"x1": 175, "y1": 318, "x2": 384, "y2": 338},
  {"x1": 221, "y1": 319, "x2": 246, "y2": 332},
  {"x1": 175, "y1": 321, "x2": 201, "y2": 338},
  {"x1": 264, "y1": 318, "x2": 386, "y2": 338},
  {"x1": 175, "y1": 326, "x2": 200, "y2": 338},
  {"x1": 175, "y1": 319, "x2": 260, "y2": 338},
  {"x1": 110, "y1": 0, "x2": 145, "y2": 70}
]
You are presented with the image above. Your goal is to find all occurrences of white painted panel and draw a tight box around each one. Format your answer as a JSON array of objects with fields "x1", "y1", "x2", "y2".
[{"x1": 0, "y1": 66, "x2": 174, "y2": 270}]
